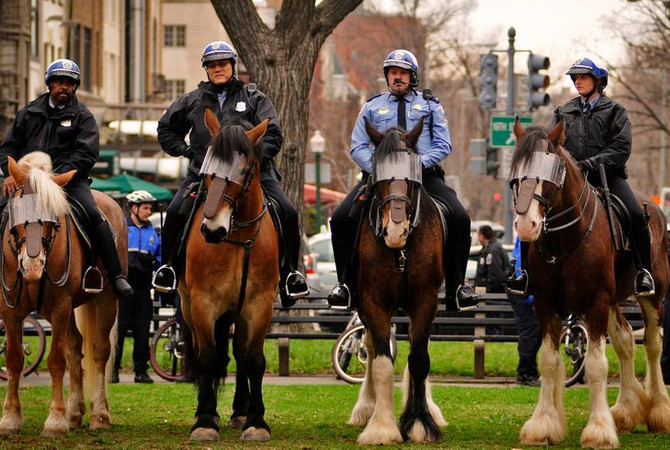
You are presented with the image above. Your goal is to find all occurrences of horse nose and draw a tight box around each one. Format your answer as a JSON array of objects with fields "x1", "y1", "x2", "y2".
[{"x1": 201, "y1": 223, "x2": 227, "y2": 243}]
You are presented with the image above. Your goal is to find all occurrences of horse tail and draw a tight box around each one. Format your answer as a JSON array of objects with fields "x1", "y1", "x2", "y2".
[{"x1": 74, "y1": 300, "x2": 101, "y2": 400}]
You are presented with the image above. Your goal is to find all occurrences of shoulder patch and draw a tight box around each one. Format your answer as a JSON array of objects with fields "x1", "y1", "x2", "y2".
[{"x1": 429, "y1": 96, "x2": 440, "y2": 104}]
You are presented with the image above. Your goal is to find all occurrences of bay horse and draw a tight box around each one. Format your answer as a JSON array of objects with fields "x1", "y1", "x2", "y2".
[
  {"x1": 510, "y1": 119, "x2": 670, "y2": 448},
  {"x1": 347, "y1": 117, "x2": 446, "y2": 445},
  {"x1": 179, "y1": 110, "x2": 278, "y2": 441},
  {"x1": 0, "y1": 152, "x2": 122, "y2": 436}
]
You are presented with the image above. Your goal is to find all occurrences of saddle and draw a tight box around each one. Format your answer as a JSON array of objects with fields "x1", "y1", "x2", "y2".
[{"x1": 596, "y1": 190, "x2": 631, "y2": 252}]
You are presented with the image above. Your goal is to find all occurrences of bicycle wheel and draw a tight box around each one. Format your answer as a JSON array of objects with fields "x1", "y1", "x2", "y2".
[
  {"x1": 150, "y1": 317, "x2": 186, "y2": 382},
  {"x1": 0, "y1": 315, "x2": 47, "y2": 380},
  {"x1": 331, "y1": 324, "x2": 397, "y2": 385},
  {"x1": 560, "y1": 321, "x2": 588, "y2": 387}
]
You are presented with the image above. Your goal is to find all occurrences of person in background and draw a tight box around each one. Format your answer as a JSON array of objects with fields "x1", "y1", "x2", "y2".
[
  {"x1": 508, "y1": 236, "x2": 541, "y2": 386},
  {"x1": 474, "y1": 224, "x2": 508, "y2": 336},
  {"x1": 111, "y1": 190, "x2": 161, "y2": 384}
]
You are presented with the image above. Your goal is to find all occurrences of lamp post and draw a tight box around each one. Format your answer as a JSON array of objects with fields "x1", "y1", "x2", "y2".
[{"x1": 310, "y1": 130, "x2": 326, "y2": 233}]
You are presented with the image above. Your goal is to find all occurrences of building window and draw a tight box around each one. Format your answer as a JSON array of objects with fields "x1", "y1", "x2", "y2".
[
  {"x1": 82, "y1": 27, "x2": 92, "y2": 91},
  {"x1": 165, "y1": 79, "x2": 185, "y2": 100},
  {"x1": 30, "y1": 0, "x2": 39, "y2": 58},
  {"x1": 164, "y1": 25, "x2": 185, "y2": 47}
]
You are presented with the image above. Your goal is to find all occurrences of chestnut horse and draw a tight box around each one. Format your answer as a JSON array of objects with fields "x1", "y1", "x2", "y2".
[
  {"x1": 347, "y1": 117, "x2": 446, "y2": 445},
  {"x1": 179, "y1": 110, "x2": 278, "y2": 441},
  {"x1": 510, "y1": 119, "x2": 670, "y2": 448},
  {"x1": 0, "y1": 152, "x2": 122, "y2": 436}
]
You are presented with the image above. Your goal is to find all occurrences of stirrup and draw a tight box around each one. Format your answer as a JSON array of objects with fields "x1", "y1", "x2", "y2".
[
  {"x1": 285, "y1": 271, "x2": 309, "y2": 300},
  {"x1": 327, "y1": 283, "x2": 351, "y2": 311},
  {"x1": 634, "y1": 269, "x2": 655, "y2": 297},
  {"x1": 506, "y1": 269, "x2": 529, "y2": 296},
  {"x1": 82, "y1": 266, "x2": 103, "y2": 294},
  {"x1": 152, "y1": 264, "x2": 177, "y2": 294},
  {"x1": 455, "y1": 284, "x2": 479, "y2": 312}
]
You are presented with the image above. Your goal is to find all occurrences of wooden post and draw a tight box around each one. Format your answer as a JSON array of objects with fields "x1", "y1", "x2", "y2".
[
  {"x1": 474, "y1": 287, "x2": 486, "y2": 379},
  {"x1": 278, "y1": 337, "x2": 290, "y2": 376}
]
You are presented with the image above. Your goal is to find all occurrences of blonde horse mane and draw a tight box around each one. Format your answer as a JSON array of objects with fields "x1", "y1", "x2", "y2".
[{"x1": 18, "y1": 152, "x2": 70, "y2": 218}]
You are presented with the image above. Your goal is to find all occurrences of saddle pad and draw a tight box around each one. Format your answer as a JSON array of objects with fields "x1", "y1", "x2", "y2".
[{"x1": 429, "y1": 195, "x2": 449, "y2": 244}]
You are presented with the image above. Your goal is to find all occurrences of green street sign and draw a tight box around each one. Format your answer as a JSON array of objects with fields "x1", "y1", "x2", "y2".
[{"x1": 490, "y1": 116, "x2": 532, "y2": 147}]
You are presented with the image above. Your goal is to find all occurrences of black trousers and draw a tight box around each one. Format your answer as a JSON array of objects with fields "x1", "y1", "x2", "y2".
[
  {"x1": 114, "y1": 286, "x2": 153, "y2": 374},
  {"x1": 508, "y1": 293, "x2": 542, "y2": 378}
]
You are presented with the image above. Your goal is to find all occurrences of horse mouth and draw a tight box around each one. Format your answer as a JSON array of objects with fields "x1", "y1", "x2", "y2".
[
  {"x1": 383, "y1": 223, "x2": 409, "y2": 249},
  {"x1": 201, "y1": 223, "x2": 228, "y2": 243},
  {"x1": 19, "y1": 256, "x2": 45, "y2": 282}
]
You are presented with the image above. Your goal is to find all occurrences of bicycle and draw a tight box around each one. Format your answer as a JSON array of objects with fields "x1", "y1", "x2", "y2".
[
  {"x1": 331, "y1": 311, "x2": 397, "y2": 385},
  {"x1": 150, "y1": 314, "x2": 187, "y2": 382},
  {"x1": 0, "y1": 312, "x2": 47, "y2": 380},
  {"x1": 560, "y1": 314, "x2": 588, "y2": 387}
]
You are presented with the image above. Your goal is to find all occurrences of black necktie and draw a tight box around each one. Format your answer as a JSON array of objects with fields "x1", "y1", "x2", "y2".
[{"x1": 397, "y1": 98, "x2": 407, "y2": 131}]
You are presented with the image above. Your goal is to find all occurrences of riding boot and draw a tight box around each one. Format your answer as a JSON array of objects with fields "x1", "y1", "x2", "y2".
[
  {"x1": 92, "y1": 221, "x2": 134, "y2": 301},
  {"x1": 153, "y1": 208, "x2": 188, "y2": 297},
  {"x1": 279, "y1": 233, "x2": 309, "y2": 308},
  {"x1": 507, "y1": 241, "x2": 530, "y2": 295},
  {"x1": 327, "y1": 236, "x2": 355, "y2": 309},
  {"x1": 632, "y1": 225, "x2": 655, "y2": 296},
  {"x1": 444, "y1": 238, "x2": 479, "y2": 312}
]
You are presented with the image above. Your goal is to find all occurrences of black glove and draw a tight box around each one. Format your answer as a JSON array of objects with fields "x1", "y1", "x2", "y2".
[
  {"x1": 577, "y1": 158, "x2": 595, "y2": 172},
  {"x1": 183, "y1": 146, "x2": 194, "y2": 159}
]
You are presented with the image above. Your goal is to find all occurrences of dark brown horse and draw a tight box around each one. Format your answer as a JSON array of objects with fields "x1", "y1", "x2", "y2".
[
  {"x1": 0, "y1": 152, "x2": 122, "y2": 436},
  {"x1": 179, "y1": 110, "x2": 278, "y2": 441},
  {"x1": 347, "y1": 117, "x2": 446, "y2": 444},
  {"x1": 510, "y1": 119, "x2": 670, "y2": 448}
]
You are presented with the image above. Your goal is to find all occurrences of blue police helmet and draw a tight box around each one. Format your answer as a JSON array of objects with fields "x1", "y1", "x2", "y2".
[
  {"x1": 201, "y1": 41, "x2": 237, "y2": 67},
  {"x1": 383, "y1": 49, "x2": 419, "y2": 88},
  {"x1": 45, "y1": 59, "x2": 81, "y2": 86},
  {"x1": 566, "y1": 57, "x2": 608, "y2": 88}
]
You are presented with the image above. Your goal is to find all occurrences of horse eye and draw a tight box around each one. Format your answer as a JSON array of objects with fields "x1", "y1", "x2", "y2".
[{"x1": 241, "y1": 168, "x2": 250, "y2": 175}]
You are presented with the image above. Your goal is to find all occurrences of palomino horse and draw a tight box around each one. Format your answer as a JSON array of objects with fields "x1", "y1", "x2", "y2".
[
  {"x1": 0, "y1": 152, "x2": 122, "y2": 436},
  {"x1": 510, "y1": 119, "x2": 670, "y2": 448},
  {"x1": 179, "y1": 110, "x2": 278, "y2": 441},
  {"x1": 347, "y1": 117, "x2": 446, "y2": 445}
]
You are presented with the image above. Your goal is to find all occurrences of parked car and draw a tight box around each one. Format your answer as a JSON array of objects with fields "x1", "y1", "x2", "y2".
[{"x1": 307, "y1": 232, "x2": 338, "y2": 294}]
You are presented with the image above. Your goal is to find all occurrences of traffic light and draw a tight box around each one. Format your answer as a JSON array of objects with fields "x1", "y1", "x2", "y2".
[
  {"x1": 478, "y1": 54, "x2": 498, "y2": 109},
  {"x1": 486, "y1": 147, "x2": 499, "y2": 177},
  {"x1": 527, "y1": 53, "x2": 551, "y2": 109},
  {"x1": 469, "y1": 139, "x2": 499, "y2": 177}
]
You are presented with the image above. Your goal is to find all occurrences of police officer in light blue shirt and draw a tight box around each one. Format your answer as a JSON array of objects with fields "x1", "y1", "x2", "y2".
[{"x1": 327, "y1": 49, "x2": 477, "y2": 311}]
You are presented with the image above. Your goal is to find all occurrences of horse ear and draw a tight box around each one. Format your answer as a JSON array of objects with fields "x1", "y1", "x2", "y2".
[
  {"x1": 404, "y1": 117, "x2": 424, "y2": 149},
  {"x1": 364, "y1": 117, "x2": 383, "y2": 146},
  {"x1": 7, "y1": 157, "x2": 25, "y2": 186},
  {"x1": 52, "y1": 170, "x2": 77, "y2": 187},
  {"x1": 203, "y1": 108, "x2": 220, "y2": 137},
  {"x1": 513, "y1": 116, "x2": 526, "y2": 141},
  {"x1": 548, "y1": 119, "x2": 566, "y2": 146},
  {"x1": 246, "y1": 118, "x2": 269, "y2": 145}
]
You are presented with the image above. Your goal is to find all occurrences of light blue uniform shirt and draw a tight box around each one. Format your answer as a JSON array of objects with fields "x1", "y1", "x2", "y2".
[{"x1": 350, "y1": 90, "x2": 452, "y2": 174}]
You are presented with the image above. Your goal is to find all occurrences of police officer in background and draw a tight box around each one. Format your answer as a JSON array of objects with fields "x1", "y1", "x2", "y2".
[
  {"x1": 111, "y1": 190, "x2": 161, "y2": 384},
  {"x1": 152, "y1": 41, "x2": 308, "y2": 307},
  {"x1": 327, "y1": 49, "x2": 478, "y2": 311},
  {"x1": 0, "y1": 59, "x2": 133, "y2": 301}
]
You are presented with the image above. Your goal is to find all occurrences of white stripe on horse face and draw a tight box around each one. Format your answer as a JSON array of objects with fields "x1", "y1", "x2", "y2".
[
  {"x1": 202, "y1": 207, "x2": 233, "y2": 235},
  {"x1": 514, "y1": 181, "x2": 544, "y2": 242}
]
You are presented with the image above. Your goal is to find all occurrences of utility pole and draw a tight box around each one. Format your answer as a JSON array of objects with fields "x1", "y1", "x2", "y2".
[{"x1": 503, "y1": 27, "x2": 516, "y2": 245}]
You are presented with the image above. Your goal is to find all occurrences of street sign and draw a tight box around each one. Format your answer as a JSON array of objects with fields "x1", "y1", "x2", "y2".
[{"x1": 490, "y1": 116, "x2": 532, "y2": 147}]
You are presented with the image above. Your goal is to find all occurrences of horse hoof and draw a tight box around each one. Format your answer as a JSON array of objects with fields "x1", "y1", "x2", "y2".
[
  {"x1": 41, "y1": 426, "x2": 69, "y2": 437},
  {"x1": 0, "y1": 426, "x2": 21, "y2": 435},
  {"x1": 190, "y1": 427, "x2": 219, "y2": 441},
  {"x1": 230, "y1": 415, "x2": 246, "y2": 429},
  {"x1": 90, "y1": 414, "x2": 111, "y2": 430},
  {"x1": 241, "y1": 426, "x2": 270, "y2": 441}
]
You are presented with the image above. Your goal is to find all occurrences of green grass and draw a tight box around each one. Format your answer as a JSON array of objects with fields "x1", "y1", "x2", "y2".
[{"x1": 0, "y1": 383, "x2": 669, "y2": 448}]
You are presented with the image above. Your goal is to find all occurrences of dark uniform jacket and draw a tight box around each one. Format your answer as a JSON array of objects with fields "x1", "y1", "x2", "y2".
[
  {"x1": 474, "y1": 238, "x2": 509, "y2": 294},
  {"x1": 549, "y1": 96, "x2": 632, "y2": 179},
  {"x1": 0, "y1": 93, "x2": 99, "y2": 177},
  {"x1": 157, "y1": 79, "x2": 283, "y2": 182}
]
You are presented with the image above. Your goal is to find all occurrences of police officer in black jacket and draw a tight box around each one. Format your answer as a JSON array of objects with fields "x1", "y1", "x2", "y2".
[
  {"x1": 153, "y1": 41, "x2": 308, "y2": 307},
  {"x1": 0, "y1": 59, "x2": 133, "y2": 301}
]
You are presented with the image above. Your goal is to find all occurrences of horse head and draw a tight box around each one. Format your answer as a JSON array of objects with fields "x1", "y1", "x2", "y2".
[
  {"x1": 365, "y1": 116, "x2": 423, "y2": 249},
  {"x1": 509, "y1": 118, "x2": 585, "y2": 243},
  {"x1": 5, "y1": 152, "x2": 75, "y2": 281},
  {"x1": 200, "y1": 108, "x2": 268, "y2": 243}
]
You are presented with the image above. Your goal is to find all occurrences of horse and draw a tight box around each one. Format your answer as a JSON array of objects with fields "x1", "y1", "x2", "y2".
[
  {"x1": 510, "y1": 118, "x2": 670, "y2": 448},
  {"x1": 0, "y1": 152, "x2": 122, "y2": 436},
  {"x1": 178, "y1": 110, "x2": 278, "y2": 442},
  {"x1": 346, "y1": 117, "x2": 446, "y2": 445}
]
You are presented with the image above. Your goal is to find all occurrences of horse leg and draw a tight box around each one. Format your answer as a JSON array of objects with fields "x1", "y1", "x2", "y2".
[
  {"x1": 190, "y1": 316, "x2": 220, "y2": 442},
  {"x1": 580, "y1": 332, "x2": 619, "y2": 448},
  {"x1": 0, "y1": 318, "x2": 26, "y2": 435},
  {"x1": 230, "y1": 324, "x2": 248, "y2": 430},
  {"x1": 520, "y1": 319, "x2": 567, "y2": 446},
  {"x1": 88, "y1": 297, "x2": 116, "y2": 429},
  {"x1": 239, "y1": 320, "x2": 271, "y2": 442},
  {"x1": 638, "y1": 298, "x2": 670, "y2": 433},
  {"x1": 348, "y1": 329, "x2": 376, "y2": 426},
  {"x1": 65, "y1": 313, "x2": 86, "y2": 429},
  {"x1": 608, "y1": 305, "x2": 649, "y2": 432},
  {"x1": 399, "y1": 312, "x2": 444, "y2": 443},
  {"x1": 355, "y1": 313, "x2": 402, "y2": 445},
  {"x1": 42, "y1": 305, "x2": 72, "y2": 437}
]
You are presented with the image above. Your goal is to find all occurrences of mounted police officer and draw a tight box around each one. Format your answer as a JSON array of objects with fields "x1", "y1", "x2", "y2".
[
  {"x1": 507, "y1": 56, "x2": 654, "y2": 297},
  {"x1": 111, "y1": 190, "x2": 161, "y2": 384},
  {"x1": 0, "y1": 59, "x2": 133, "y2": 301},
  {"x1": 327, "y1": 49, "x2": 478, "y2": 311},
  {"x1": 152, "y1": 41, "x2": 308, "y2": 307}
]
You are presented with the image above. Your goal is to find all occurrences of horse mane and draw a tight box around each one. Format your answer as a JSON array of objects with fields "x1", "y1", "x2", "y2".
[
  {"x1": 18, "y1": 153, "x2": 70, "y2": 218},
  {"x1": 372, "y1": 127, "x2": 412, "y2": 165},
  {"x1": 510, "y1": 125, "x2": 551, "y2": 173},
  {"x1": 210, "y1": 117, "x2": 259, "y2": 164}
]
